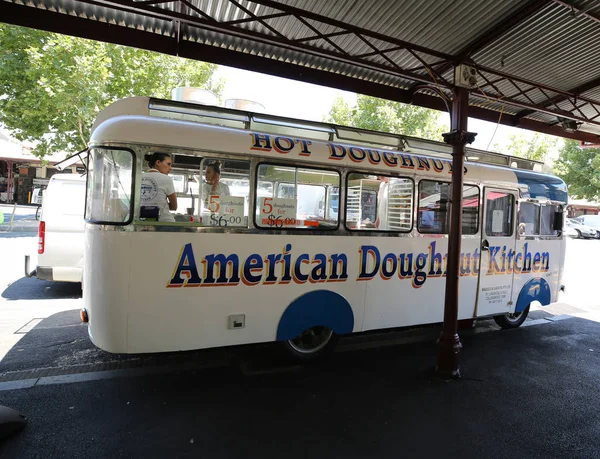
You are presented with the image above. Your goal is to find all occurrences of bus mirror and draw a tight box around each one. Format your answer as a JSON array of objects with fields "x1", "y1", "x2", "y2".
[{"x1": 553, "y1": 209, "x2": 563, "y2": 231}]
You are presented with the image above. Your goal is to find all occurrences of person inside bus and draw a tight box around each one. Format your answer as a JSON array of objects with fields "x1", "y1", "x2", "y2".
[
  {"x1": 203, "y1": 160, "x2": 231, "y2": 206},
  {"x1": 140, "y1": 152, "x2": 177, "y2": 222},
  {"x1": 375, "y1": 175, "x2": 389, "y2": 230}
]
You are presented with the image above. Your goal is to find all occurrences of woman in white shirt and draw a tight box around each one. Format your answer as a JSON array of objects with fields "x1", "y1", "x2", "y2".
[
  {"x1": 203, "y1": 160, "x2": 231, "y2": 206},
  {"x1": 140, "y1": 153, "x2": 177, "y2": 222}
]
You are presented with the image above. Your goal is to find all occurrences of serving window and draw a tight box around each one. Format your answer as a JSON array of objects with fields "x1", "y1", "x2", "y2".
[{"x1": 255, "y1": 164, "x2": 340, "y2": 230}]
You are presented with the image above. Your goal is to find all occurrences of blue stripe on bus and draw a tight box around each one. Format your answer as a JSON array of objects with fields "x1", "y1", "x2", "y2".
[
  {"x1": 515, "y1": 277, "x2": 551, "y2": 313},
  {"x1": 276, "y1": 290, "x2": 354, "y2": 341},
  {"x1": 513, "y1": 170, "x2": 568, "y2": 202}
]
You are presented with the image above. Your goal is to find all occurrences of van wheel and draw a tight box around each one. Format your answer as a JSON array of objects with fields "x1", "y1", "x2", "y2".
[
  {"x1": 283, "y1": 326, "x2": 338, "y2": 361},
  {"x1": 493, "y1": 306, "x2": 530, "y2": 329}
]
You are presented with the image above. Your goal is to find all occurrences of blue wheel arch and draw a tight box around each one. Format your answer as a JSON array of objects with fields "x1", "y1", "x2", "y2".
[
  {"x1": 276, "y1": 290, "x2": 354, "y2": 341},
  {"x1": 515, "y1": 278, "x2": 552, "y2": 313}
]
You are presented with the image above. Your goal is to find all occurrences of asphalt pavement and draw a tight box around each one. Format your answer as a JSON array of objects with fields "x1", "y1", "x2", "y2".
[{"x1": 0, "y1": 314, "x2": 599, "y2": 459}]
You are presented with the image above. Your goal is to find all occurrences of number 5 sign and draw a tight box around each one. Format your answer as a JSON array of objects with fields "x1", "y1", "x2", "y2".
[
  {"x1": 203, "y1": 195, "x2": 245, "y2": 227},
  {"x1": 259, "y1": 197, "x2": 297, "y2": 227}
]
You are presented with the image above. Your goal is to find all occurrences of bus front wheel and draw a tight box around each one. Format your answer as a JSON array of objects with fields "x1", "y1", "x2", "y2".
[
  {"x1": 283, "y1": 326, "x2": 339, "y2": 361},
  {"x1": 493, "y1": 305, "x2": 530, "y2": 329}
]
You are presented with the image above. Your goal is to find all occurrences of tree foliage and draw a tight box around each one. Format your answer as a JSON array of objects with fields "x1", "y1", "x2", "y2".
[
  {"x1": 325, "y1": 95, "x2": 444, "y2": 140},
  {"x1": 0, "y1": 24, "x2": 222, "y2": 158},
  {"x1": 493, "y1": 133, "x2": 559, "y2": 163},
  {"x1": 554, "y1": 140, "x2": 600, "y2": 200}
]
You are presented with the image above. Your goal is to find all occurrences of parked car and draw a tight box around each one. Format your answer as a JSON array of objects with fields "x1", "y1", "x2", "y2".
[
  {"x1": 565, "y1": 218, "x2": 597, "y2": 239},
  {"x1": 574, "y1": 215, "x2": 600, "y2": 239},
  {"x1": 25, "y1": 174, "x2": 86, "y2": 283}
]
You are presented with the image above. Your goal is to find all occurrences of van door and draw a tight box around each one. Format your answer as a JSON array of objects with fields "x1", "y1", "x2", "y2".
[{"x1": 476, "y1": 188, "x2": 518, "y2": 318}]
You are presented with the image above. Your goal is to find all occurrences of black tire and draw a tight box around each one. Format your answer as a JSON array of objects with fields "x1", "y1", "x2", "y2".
[
  {"x1": 282, "y1": 326, "x2": 339, "y2": 362},
  {"x1": 575, "y1": 229, "x2": 582, "y2": 239},
  {"x1": 493, "y1": 305, "x2": 530, "y2": 329}
]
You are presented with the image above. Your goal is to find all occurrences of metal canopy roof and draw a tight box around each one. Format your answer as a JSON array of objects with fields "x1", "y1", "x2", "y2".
[{"x1": 3, "y1": 0, "x2": 600, "y2": 143}]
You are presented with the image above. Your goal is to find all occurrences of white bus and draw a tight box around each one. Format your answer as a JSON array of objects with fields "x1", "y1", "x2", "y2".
[{"x1": 82, "y1": 96, "x2": 567, "y2": 360}]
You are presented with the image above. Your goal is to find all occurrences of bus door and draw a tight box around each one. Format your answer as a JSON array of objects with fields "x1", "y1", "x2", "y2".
[{"x1": 476, "y1": 188, "x2": 518, "y2": 317}]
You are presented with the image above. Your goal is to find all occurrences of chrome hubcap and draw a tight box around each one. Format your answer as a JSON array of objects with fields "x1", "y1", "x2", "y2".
[{"x1": 287, "y1": 326, "x2": 333, "y2": 354}]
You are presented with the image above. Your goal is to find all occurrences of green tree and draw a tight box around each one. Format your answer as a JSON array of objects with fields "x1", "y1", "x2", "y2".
[
  {"x1": 0, "y1": 24, "x2": 223, "y2": 158},
  {"x1": 494, "y1": 133, "x2": 559, "y2": 162},
  {"x1": 554, "y1": 140, "x2": 600, "y2": 200},
  {"x1": 325, "y1": 95, "x2": 445, "y2": 140}
]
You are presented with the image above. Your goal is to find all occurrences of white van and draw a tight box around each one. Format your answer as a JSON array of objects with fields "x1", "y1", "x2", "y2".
[{"x1": 25, "y1": 174, "x2": 86, "y2": 283}]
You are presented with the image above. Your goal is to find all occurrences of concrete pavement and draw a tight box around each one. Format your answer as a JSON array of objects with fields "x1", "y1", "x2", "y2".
[{"x1": 0, "y1": 205, "x2": 39, "y2": 233}]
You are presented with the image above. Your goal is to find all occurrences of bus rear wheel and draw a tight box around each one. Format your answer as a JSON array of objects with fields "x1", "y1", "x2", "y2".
[
  {"x1": 493, "y1": 305, "x2": 530, "y2": 329},
  {"x1": 283, "y1": 326, "x2": 339, "y2": 361}
]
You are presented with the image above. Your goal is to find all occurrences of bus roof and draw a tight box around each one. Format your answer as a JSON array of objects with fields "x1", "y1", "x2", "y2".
[{"x1": 92, "y1": 96, "x2": 545, "y2": 172}]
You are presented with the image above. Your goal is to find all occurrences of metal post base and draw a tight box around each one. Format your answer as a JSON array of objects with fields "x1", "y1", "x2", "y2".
[
  {"x1": 0, "y1": 405, "x2": 27, "y2": 439},
  {"x1": 436, "y1": 332, "x2": 463, "y2": 380}
]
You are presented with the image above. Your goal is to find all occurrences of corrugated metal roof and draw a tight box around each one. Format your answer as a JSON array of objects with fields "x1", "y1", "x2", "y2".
[{"x1": 2, "y1": 0, "x2": 600, "y2": 142}]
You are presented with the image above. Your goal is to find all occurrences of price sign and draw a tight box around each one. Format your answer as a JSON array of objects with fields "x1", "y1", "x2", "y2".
[
  {"x1": 203, "y1": 195, "x2": 246, "y2": 227},
  {"x1": 259, "y1": 197, "x2": 297, "y2": 228}
]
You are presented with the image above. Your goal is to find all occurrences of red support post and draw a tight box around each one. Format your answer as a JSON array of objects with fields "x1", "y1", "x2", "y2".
[
  {"x1": 7, "y1": 161, "x2": 13, "y2": 203},
  {"x1": 436, "y1": 87, "x2": 476, "y2": 379}
]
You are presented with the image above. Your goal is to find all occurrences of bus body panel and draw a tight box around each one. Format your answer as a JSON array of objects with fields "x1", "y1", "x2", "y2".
[
  {"x1": 85, "y1": 228, "x2": 131, "y2": 353},
  {"x1": 361, "y1": 236, "x2": 481, "y2": 331},
  {"x1": 510, "y1": 238, "x2": 564, "y2": 309},
  {"x1": 84, "y1": 231, "x2": 566, "y2": 354},
  {"x1": 125, "y1": 233, "x2": 367, "y2": 353}
]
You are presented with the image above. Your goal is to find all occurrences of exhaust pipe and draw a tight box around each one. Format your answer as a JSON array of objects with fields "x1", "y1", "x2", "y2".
[{"x1": 24, "y1": 255, "x2": 37, "y2": 278}]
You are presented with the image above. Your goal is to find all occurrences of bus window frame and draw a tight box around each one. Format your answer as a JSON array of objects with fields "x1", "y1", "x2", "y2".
[
  {"x1": 344, "y1": 172, "x2": 414, "y2": 233},
  {"x1": 198, "y1": 156, "x2": 252, "y2": 228},
  {"x1": 85, "y1": 146, "x2": 136, "y2": 226},
  {"x1": 253, "y1": 161, "x2": 341, "y2": 231},
  {"x1": 417, "y1": 179, "x2": 480, "y2": 235},
  {"x1": 518, "y1": 199, "x2": 564, "y2": 238}
]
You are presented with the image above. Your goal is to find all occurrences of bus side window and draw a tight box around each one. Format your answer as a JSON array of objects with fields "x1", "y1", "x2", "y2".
[
  {"x1": 86, "y1": 148, "x2": 134, "y2": 225},
  {"x1": 541, "y1": 204, "x2": 560, "y2": 236},
  {"x1": 255, "y1": 164, "x2": 339, "y2": 230},
  {"x1": 417, "y1": 180, "x2": 479, "y2": 234},
  {"x1": 346, "y1": 173, "x2": 413, "y2": 232},
  {"x1": 199, "y1": 158, "x2": 251, "y2": 228},
  {"x1": 518, "y1": 202, "x2": 540, "y2": 236}
]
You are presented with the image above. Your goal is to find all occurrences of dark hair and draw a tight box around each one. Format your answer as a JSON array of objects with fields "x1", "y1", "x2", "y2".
[
  {"x1": 144, "y1": 152, "x2": 171, "y2": 169},
  {"x1": 206, "y1": 160, "x2": 222, "y2": 175}
]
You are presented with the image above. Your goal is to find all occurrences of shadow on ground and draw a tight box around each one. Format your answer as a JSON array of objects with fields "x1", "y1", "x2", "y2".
[
  {"x1": 0, "y1": 231, "x2": 37, "y2": 238},
  {"x1": 1, "y1": 277, "x2": 82, "y2": 301},
  {"x1": 0, "y1": 309, "x2": 258, "y2": 375}
]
